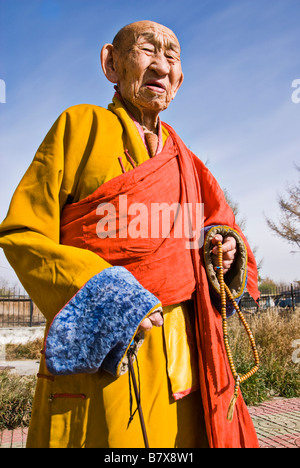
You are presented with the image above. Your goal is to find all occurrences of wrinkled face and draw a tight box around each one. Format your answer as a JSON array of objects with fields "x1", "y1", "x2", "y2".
[{"x1": 113, "y1": 23, "x2": 183, "y2": 114}]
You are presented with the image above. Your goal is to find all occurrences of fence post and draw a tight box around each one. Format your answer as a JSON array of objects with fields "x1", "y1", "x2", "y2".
[
  {"x1": 29, "y1": 299, "x2": 34, "y2": 327},
  {"x1": 291, "y1": 284, "x2": 295, "y2": 312}
]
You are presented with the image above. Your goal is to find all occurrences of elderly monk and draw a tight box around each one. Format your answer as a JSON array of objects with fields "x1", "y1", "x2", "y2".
[{"x1": 0, "y1": 21, "x2": 260, "y2": 448}]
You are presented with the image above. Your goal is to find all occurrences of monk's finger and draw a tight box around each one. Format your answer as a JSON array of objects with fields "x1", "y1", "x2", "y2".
[
  {"x1": 138, "y1": 311, "x2": 163, "y2": 332},
  {"x1": 222, "y1": 236, "x2": 237, "y2": 254},
  {"x1": 148, "y1": 311, "x2": 164, "y2": 327},
  {"x1": 138, "y1": 317, "x2": 153, "y2": 331},
  {"x1": 211, "y1": 234, "x2": 223, "y2": 247},
  {"x1": 211, "y1": 235, "x2": 236, "y2": 257}
]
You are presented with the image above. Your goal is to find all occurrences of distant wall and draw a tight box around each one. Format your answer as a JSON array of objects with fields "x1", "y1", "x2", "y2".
[
  {"x1": 0, "y1": 327, "x2": 45, "y2": 362},
  {"x1": 0, "y1": 327, "x2": 45, "y2": 345}
]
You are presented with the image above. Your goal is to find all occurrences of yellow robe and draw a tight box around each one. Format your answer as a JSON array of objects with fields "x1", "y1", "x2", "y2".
[{"x1": 0, "y1": 98, "x2": 208, "y2": 448}]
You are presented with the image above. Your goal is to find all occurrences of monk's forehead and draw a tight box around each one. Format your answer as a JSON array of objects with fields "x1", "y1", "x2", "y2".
[
  {"x1": 114, "y1": 21, "x2": 181, "y2": 52},
  {"x1": 137, "y1": 30, "x2": 180, "y2": 51}
]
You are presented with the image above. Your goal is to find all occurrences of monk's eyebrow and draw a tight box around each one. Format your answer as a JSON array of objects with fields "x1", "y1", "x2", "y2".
[{"x1": 137, "y1": 32, "x2": 181, "y2": 54}]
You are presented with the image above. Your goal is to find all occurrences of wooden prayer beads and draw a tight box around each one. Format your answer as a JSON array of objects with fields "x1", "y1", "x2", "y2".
[{"x1": 216, "y1": 241, "x2": 260, "y2": 421}]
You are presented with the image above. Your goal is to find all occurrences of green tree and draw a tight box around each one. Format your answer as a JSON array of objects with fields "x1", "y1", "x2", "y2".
[{"x1": 259, "y1": 276, "x2": 278, "y2": 294}]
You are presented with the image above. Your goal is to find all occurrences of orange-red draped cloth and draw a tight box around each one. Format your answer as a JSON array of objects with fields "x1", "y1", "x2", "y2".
[{"x1": 60, "y1": 123, "x2": 260, "y2": 448}]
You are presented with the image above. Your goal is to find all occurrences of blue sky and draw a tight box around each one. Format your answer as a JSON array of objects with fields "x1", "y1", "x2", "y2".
[{"x1": 0, "y1": 0, "x2": 299, "y2": 287}]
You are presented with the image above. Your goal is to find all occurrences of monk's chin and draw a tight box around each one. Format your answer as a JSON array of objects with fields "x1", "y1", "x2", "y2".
[{"x1": 136, "y1": 94, "x2": 170, "y2": 112}]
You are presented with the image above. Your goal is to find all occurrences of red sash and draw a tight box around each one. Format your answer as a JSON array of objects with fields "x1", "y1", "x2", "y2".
[
  {"x1": 61, "y1": 136, "x2": 198, "y2": 306},
  {"x1": 60, "y1": 123, "x2": 260, "y2": 448}
]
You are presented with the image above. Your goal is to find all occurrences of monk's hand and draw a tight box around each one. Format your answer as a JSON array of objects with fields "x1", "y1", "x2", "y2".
[
  {"x1": 211, "y1": 234, "x2": 237, "y2": 274},
  {"x1": 138, "y1": 310, "x2": 164, "y2": 332}
]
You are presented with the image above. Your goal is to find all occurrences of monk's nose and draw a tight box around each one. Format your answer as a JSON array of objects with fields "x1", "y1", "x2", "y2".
[{"x1": 150, "y1": 51, "x2": 170, "y2": 75}]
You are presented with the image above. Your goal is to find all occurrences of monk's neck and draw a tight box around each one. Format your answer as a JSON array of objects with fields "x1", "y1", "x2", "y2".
[{"x1": 122, "y1": 97, "x2": 159, "y2": 134}]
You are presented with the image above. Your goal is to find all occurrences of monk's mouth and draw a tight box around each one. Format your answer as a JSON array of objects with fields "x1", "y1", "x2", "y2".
[{"x1": 143, "y1": 82, "x2": 166, "y2": 93}]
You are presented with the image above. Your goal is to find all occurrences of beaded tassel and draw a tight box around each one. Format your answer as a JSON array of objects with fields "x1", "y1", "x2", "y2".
[{"x1": 216, "y1": 241, "x2": 260, "y2": 422}]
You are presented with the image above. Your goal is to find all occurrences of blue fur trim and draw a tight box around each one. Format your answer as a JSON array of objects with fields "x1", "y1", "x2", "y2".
[{"x1": 45, "y1": 266, "x2": 161, "y2": 376}]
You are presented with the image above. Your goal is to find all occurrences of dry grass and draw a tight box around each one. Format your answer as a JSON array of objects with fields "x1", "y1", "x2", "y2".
[
  {"x1": 0, "y1": 371, "x2": 36, "y2": 430},
  {"x1": 0, "y1": 339, "x2": 42, "y2": 430},
  {"x1": 5, "y1": 339, "x2": 43, "y2": 361},
  {"x1": 228, "y1": 307, "x2": 300, "y2": 405}
]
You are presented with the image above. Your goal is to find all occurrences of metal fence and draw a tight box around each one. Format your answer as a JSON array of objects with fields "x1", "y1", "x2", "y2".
[
  {"x1": 240, "y1": 285, "x2": 300, "y2": 314},
  {"x1": 0, "y1": 291, "x2": 46, "y2": 328},
  {"x1": 0, "y1": 285, "x2": 299, "y2": 328}
]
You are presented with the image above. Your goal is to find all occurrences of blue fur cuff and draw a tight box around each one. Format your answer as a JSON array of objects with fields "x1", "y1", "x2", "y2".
[
  {"x1": 203, "y1": 225, "x2": 248, "y2": 317},
  {"x1": 45, "y1": 266, "x2": 162, "y2": 377}
]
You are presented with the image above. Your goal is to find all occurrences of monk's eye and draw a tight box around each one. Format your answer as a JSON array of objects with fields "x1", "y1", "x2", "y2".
[
  {"x1": 140, "y1": 43, "x2": 156, "y2": 53},
  {"x1": 142, "y1": 47, "x2": 155, "y2": 53},
  {"x1": 165, "y1": 51, "x2": 179, "y2": 61}
]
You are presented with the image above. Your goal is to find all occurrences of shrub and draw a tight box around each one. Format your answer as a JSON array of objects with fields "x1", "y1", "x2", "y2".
[
  {"x1": 5, "y1": 339, "x2": 43, "y2": 361},
  {"x1": 228, "y1": 307, "x2": 300, "y2": 405},
  {"x1": 0, "y1": 371, "x2": 36, "y2": 430}
]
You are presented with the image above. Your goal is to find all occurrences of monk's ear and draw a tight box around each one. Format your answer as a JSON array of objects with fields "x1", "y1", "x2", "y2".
[{"x1": 101, "y1": 44, "x2": 119, "y2": 83}]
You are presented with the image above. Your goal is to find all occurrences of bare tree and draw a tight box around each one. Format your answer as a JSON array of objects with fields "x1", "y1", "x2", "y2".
[
  {"x1": 223, "y1": 188, "x2": 263, "y2": 275},
  {"x1": 223, "y1": 188, "x2": 247, "y2": 231},
  {"x1": 265, "y1": 166, "x2": 300, "y2": 252}
]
